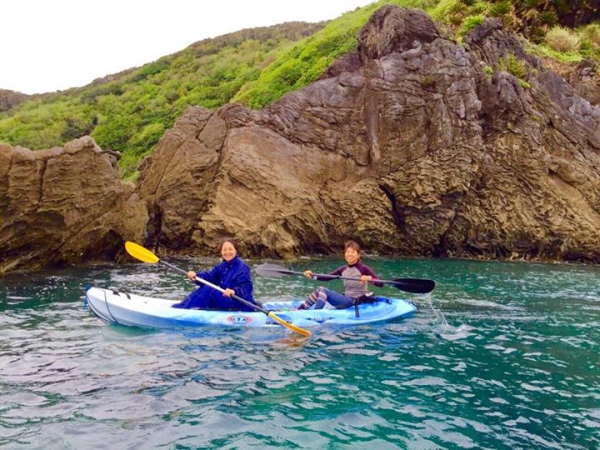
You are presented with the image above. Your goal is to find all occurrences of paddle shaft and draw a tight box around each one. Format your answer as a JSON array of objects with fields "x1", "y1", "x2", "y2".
[
  {"x1": 270, "y1": 267, "x2": 393, "y2": 286},
  {"x1": 310, "y1": 272, "x2": 434, "y2": 294},
  {"x1": 255, "y1": 263, "x2": 435, "y2": 294}
]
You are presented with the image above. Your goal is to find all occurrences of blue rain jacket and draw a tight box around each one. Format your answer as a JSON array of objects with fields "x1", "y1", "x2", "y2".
[{"x1": 173, "y1": 256, "x2": 255, "y2": 311}]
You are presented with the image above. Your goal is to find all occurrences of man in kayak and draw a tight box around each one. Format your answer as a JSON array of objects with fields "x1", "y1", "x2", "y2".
[
  {"x1": 298, "y1": 240, "x2": 382, "y2": 310},
  {"x1": 172, "y1": 238, "x2": 257, "y2": 311}
]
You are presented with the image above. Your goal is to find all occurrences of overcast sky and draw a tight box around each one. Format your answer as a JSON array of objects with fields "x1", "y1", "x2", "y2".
[{"x1": 1, "y1": 0, "x2": 375, "y2": 95}]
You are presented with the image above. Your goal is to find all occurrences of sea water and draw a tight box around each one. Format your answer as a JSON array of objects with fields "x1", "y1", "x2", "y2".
[{"x1": 0, "y1": 257, "x2": 599, "y2": 449}]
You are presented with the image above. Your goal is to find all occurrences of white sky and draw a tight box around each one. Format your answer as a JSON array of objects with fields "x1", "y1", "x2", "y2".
[{"x1": 1, "y1": 0, "x2": 375, "y2": 95}]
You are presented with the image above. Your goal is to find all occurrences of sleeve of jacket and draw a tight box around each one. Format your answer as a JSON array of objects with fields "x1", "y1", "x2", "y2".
[
  {"x1": 358, "y1": 263, "x2": 385, "y2": 287},
  {"x1": 232, "y1": 264, "x2": 254, "y2": 302}
]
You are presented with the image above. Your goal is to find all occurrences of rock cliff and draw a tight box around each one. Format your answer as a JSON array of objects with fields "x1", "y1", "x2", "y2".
[
  {"x1": 0, "y1": 137, "x2": 146, "y2": 274},
  {"x1": 137, "y1": 6, "x2": 600, "y2": 262},
  {"x1": 1, "y1": 5, "x2": 599, "y2": 274}
]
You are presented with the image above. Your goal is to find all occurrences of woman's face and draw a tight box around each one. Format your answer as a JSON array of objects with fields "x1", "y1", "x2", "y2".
[
  {"x1": 345, "y1": 247, "x2": 360, "y2": 265},
  {"x1": 221, "y1": 242, "x2": 237, "y2": 262}
]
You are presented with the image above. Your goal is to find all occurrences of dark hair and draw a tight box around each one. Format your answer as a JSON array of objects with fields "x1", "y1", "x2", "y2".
[
  {"x1": 218, "y1": 238, "x2": 239, "y2": 254},
  {"x1": 344, "y1": 240, "x2": 361, "y2": 253}
]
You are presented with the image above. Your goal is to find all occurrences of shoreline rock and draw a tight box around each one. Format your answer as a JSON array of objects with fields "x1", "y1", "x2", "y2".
[{"x1": 0, "y1": 137, "x2": 147, "y2": 275}]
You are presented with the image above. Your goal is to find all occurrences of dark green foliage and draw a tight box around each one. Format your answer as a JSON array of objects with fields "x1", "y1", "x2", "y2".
[
  {"x1": 128, "y1": 59, "x2": 170, "y2": 83},
  {"x1": 61, "y1": 115, "x2": 97, "y2": 142},
  {"x1": 80, "y1": 83, "x2": 124, "y2": 104},
  {"x1": 490, "y1": 1, "x2": 513, "y2": 17},
  {"x1": 539, "y1": 11, "x2": 558, "y2": 26},
  {"x1": 460, "y1": 14, "x2": 486, "y2": 35}
]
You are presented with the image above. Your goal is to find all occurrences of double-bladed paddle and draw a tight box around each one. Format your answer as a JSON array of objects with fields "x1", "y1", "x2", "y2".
[
  {"x1": 255, "y1": 263, "x2": 435, "y2": 294},
  {"x1": 124, "y1": 242, "x2": 311, "y2": 337}
]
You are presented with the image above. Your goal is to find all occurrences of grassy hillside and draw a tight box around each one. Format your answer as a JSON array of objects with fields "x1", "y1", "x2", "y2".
[
  {"x1": 0, "y1": 0, "x2": 598, "y2": 180},
  {"x1": 0, "y1": 23, "x2": 324, "y2": 179}
]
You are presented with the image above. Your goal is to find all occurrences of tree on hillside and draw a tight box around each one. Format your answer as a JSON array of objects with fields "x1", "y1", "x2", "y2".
[{"x1": 514, "y1": 0, "x2": 600, "y2": 39}]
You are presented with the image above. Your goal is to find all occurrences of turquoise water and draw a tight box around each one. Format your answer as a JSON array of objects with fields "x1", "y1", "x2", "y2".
[{"x1": 0, "y1": 257, "x2": 599, "y2": 449}]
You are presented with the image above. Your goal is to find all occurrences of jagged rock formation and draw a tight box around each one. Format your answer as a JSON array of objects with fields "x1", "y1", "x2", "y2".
[
  {"x1": 571, "y1": 59, "x2": 600, "y2": 106},
  {"x1": 137, "y1": 6, "x2": 600, "y2": 262},
  {"x1": 1, "y1": 5, "x2": 600, "y2": 274},
  {"x1": 0, "y1": 137, "x2": 147, "y2": 274}
]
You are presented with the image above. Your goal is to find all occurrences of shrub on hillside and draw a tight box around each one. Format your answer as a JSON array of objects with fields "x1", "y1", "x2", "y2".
[
  {"x1": 498, "y1": 53, "x2": 528, "y2": 81},
  {"x1": 489, "y1": 0, "x2": 519, "y2": 29},
  {"x1": 579, "y1": 23, "x2": 600, "y2": 59},
  {"x1": 579, "y1": 23, "x2": 600, "y2": 48},
  {"x1": 545, "y1": 26, "x2": 581, "y2": 53},
  {"x1": 460, "y1": 14, "x2": 485, "y2": 36}
]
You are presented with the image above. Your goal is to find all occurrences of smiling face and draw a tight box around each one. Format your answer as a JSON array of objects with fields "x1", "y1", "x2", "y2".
[
  {"x1": 344, "y1": 247, "x2": 360, "y2": 266},
  {"x1": 221, "y1": 241, "x2": 237, "y2": 262}
]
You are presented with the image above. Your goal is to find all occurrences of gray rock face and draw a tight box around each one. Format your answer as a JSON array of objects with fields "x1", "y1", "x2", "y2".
[
  {"x1": 137, "y1": 6, "x2": 600, "y2": 262},
  {"x1": 570, "y1": 60, "x2": 600, "y2": 107},
  {"x1": 1, "y1": 6, "x2": 599, "y2": 273}
]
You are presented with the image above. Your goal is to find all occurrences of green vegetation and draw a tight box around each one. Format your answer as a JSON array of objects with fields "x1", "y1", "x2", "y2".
[
  {"x1": 0, "y1": 0, "x2": 598, "y2": 179},
  {"x1": 0, "y1": 23, "x2": 324, "y2": 180},
  {"x1": 459, "y1": 14, "x2": 486, "y2": 36},
  {"x1": 499, "y1": 53, "x2": 527, "y2": 79},
  {"x1": 545, "y1": 26, "x2": 581, "y2": 52}
]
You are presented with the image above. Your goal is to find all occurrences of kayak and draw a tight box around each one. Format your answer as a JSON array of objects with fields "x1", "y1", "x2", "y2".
[{"x1": 84, "y1": 286, "x2": 417, "y2": 330}]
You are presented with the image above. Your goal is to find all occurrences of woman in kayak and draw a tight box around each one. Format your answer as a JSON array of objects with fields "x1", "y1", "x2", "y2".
[
  {"x1": 298, "y1": 240, "x2": 382, "y2": 310},
  {"x1": 172, "y1": 238, "x2": 256, "y2": 311}
]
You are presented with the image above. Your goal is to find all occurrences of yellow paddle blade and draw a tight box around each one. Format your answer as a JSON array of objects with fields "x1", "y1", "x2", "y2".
[
  {"x1": 125, "y1": 241, "x2": 160, "y2": 264},
  {"x1": 268, "y1": 312, "x2": 312, "y2": 337}
]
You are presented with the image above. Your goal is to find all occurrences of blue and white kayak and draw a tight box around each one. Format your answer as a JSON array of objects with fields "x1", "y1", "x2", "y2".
[{"x1": 85, "y1": 287, "x2": 417, "y2": 330}]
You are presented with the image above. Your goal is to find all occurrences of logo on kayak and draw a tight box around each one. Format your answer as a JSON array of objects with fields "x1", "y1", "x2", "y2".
[
  {"x1": 227, "y1": 315, "x2": 252, "y2": 324},
  {"x1": 308, "y1": 317, "x2": 333, "y2": 324}
]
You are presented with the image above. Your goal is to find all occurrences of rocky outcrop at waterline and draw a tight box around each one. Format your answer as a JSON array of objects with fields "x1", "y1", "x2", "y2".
[
  {"x1": 1, "y1": 5, "x2": 600, "y2": 274},
  {"x1": 0, "y1": 137, "x2": 147, "y2": 274}
]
